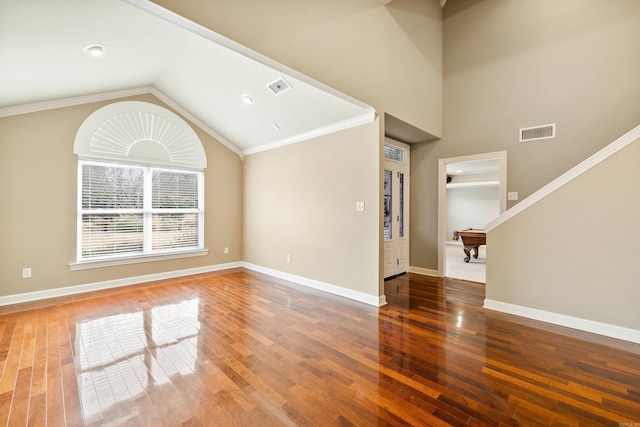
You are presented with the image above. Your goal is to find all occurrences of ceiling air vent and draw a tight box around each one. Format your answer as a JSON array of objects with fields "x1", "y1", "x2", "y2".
[
  {"x1": 520, "y1": 123, "x2": 556, "y2": 142},
  {"x1": 267, "y1": 77, "x2": 291, "y2": 95}
]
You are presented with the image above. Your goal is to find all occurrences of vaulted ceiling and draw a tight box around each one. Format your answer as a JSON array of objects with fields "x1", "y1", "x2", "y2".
[{"x1": 0, "y1": 0, "x2": 376, "y2": 156}]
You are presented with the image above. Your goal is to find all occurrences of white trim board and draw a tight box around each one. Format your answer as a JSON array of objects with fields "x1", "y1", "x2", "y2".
[
  {"x1": 243, "y1": 263, "x2": 386, "y2": 307},
  {"x1": 0, "y1": 86, "x2": 245, "y2": 159},
  {"x1": 0, "y1": 87, "x2": 153, "y2": 118},
  {"x1": 241, "y1": 110, "x2": 377, "y2": 156},
  {"x1": 0, "y1": 261, "x2": 386, "y2": 309},
  {"x1": 484, "y1": 299, "x2": 640, "y2": 345},
  {"x1": 0, "y1": 85, "x2": 376, "y2": 161},
  {"x1": 0, "y1": 262, "x2": 242, "y2": 307},
  {"x1": 150, "y1": 87, "x2": 242, "y2": 158},
  {"x1": 409, "y1": 266, "x2": 439, "y2": 277},
  {"x1": 486, "y1": 124, "x2": 640, "y2": 232}
]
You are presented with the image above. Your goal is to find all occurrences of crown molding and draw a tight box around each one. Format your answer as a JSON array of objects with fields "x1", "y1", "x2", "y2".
[
  {"x1": 242, "y1": 109, "x2": 377, "y2": 156},
  {"x1": 149, "y1": 88, "x2": 243, "y2": 158},
  {"x1": 0, "y1": 87, "x2": 152, "y2": 118},
  {"x1": 0, "y1": 86, "x2": 377, "y2": 160},
  {"x1": 0, "y1": 86, "x2": 244, "y2": 159}
]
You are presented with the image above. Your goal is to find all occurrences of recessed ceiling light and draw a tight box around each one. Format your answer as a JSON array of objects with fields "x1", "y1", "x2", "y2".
[
  {"x1": 241, "y1": 94, "x2": 254, "y2": 105},
  {"x1": 83, "y1": 44, "x2": 105, "y2": 57}
]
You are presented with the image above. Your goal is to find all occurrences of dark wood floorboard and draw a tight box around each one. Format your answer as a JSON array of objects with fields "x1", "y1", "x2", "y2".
[{"x1": 0, "y1": 269, "x2": 639, "y2": 426}]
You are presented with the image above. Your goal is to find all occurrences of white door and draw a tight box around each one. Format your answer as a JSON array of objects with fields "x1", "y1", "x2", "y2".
[{"x1": 384, "y1": 141, "x2": 410, "y2": 279}]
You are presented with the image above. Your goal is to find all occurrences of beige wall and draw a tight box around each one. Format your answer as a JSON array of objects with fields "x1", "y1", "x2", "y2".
[
  {"x1": 0, "y1": 94, "x2": 242, "y2": 298},
  {"x1": 243, "y1": 121, "x2": 381, "y2": 297},
  {"x1": 487, "y1": 139, "x2": 640, "y2": 330},
  {"x1": 154, "y1": 0, "x2": 443, "y2": 138},
  {"x1": 154, "y1": 0, "x2": 443, "y2": 297},
  {"x1": 411, "y1": 0, "x2": 640, "y2": 270}
]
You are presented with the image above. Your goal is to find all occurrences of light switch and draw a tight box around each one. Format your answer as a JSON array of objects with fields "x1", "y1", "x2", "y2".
[
  {"x1": 508, "y1": 192, "x2": 519, "y2": 201},
  {"x1": 356, "y1": 201, "x2": 365, "y2": 212}
]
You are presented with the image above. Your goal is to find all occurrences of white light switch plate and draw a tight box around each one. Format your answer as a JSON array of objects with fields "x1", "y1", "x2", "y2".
[
  {"x1": 356, "y1": 201, "x2": 365, "y2": 212},
  {"x1": 508, "y1": 192, "x2": 519, "y2": 201}
]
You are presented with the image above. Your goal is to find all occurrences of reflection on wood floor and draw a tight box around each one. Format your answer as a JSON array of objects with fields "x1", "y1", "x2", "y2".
[{"x1": 0, "y1": 269, "x2": 639, "y2": 426}]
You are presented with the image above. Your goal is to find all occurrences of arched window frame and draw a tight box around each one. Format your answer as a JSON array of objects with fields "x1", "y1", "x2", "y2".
[{"x1": 70, "y1": 101, "x2": 208, "y2": 269}]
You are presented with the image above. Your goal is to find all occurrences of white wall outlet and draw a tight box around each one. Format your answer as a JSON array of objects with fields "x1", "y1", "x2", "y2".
[
  {"x1": 286, "y1": 254, "x2": 291, "y2": 263},
  {"x1": 22, "y1": 267, "x2": 32, "y2": 278},
  {"x1": 356, "y1": 201, "x2": 365, "y2": 212},
  {"x1": 224, "y1": 247, "x2": 229, "y2": 254},
  {"x1": 508, "y1": 191, "x2": 519, "y2": 201}
]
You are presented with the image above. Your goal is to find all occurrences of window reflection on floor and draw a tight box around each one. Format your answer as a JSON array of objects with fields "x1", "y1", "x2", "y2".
[{"x1": 75, "y1": 298, "x2": 200, "y2": 422}]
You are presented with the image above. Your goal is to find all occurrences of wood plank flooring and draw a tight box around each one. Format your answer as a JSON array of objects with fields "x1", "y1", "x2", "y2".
[{"x1": 0, "y1": 269, "x2": 639, "y2": 426}]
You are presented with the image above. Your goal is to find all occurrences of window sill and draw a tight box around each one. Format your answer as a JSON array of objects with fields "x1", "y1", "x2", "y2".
[{"x1": 69, "y1": 249, "x2": 209, "y2": 271}]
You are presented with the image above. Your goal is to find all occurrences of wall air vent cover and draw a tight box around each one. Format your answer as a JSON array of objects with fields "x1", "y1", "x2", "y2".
[
  {"x1": 267, "y1": 77, "x2": 292, "y2": 95},
  {"x1": 520, "y1": 123, "x2": 556, "y2": 142}
]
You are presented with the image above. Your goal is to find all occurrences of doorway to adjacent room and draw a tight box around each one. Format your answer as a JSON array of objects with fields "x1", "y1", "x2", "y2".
[{"x1": 438, "y1": 151, "x2": 507, "y2": 283}]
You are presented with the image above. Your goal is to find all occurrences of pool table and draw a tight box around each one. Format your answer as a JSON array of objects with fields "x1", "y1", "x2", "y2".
[{"x1": 452, "y1": 229, "x2": 486, "y2": 263}]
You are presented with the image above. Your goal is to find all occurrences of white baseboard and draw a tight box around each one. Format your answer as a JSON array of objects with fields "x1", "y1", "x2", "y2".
[
  {"x1": 0, "y1": 262, "x2": 243, "y2": 307},
  {"x1": 0, "y1": 261, "x2": 384, "y2": 309},
  {"x1": 409, "y1": 266, "x2": 440, "y2": 277},
  {"x1": 243, "y1": 263, "x2": 386, "y2": 307},
  {"x1": 484, "y1": 299, "x2": 640, "y2": 345}
]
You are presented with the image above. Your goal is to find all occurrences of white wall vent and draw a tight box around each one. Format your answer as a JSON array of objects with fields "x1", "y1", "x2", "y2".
[
  {"x1": 519, "y1": 123, "x2": 556, "y2": 142},
  {"x1": 267, "y1": 77, "x2": 292, "y2": 95}
]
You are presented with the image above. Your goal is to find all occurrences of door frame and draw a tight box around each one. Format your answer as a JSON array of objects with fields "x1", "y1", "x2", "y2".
[
  {"x1": 437, "y1": 151, "x2": 507, "y2": 277},
  {"x1": 383, "y1": 138, "x2": 410, "y2": 279}
]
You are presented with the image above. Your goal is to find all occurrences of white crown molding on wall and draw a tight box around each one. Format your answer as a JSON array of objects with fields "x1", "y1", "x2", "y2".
[
  {"x1": 484, "y1": 299, "x2": 640, "y2": 345},
  {"x1": 242, "y1": 109, "x2": 377, "y2": 156},
  {"x1": 0, "y1": 86, "x2": 245, "y2": 159},
  {"x1": 0, "y1": 85, "x2": 376, "y2": 160},
  {"x1": 124, "y1": 0, "x2": 374, "y2": 113},
  {"x1": 0, "y1": 87, "x2": 153, "y2": 118},
  {"x1": 150, "y1": 87, "x2": 242, "y2": 158}
]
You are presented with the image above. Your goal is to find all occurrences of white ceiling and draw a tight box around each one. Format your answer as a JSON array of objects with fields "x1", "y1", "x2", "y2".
[
  {"x1": 446, "y1": 158, "x2": 500, "y2": 176},
  {"x1": 0, "y1": 0, "x2": 375, "y2": 156}
]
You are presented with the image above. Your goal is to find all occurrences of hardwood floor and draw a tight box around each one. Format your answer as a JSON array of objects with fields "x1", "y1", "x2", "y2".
[{"x1": 0, "y1": 269, "x2": 639, "y2": 426}]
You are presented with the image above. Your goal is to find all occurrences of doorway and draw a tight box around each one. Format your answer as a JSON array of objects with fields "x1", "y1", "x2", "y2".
[
  {"x1": 437, "y1": 151, "x2": 507, "y2": 280},
  {"x1": 383, "y1": 139, "x2": 410, "y2": 279}
]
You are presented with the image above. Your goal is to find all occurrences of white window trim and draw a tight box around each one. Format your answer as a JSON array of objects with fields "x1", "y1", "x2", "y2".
[
  {"x1": 72, "y1": 101, "x2": 208, "y2": 270},
  {"x1": 69, "y1": 248, "x2": 209, "y2": 271},
  {"x1": 73, "y1": 160, "x2": 206, "y2": 268}
]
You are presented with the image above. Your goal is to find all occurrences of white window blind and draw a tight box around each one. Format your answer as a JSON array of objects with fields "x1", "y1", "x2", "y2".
[
  {"x1": 151, "y1": 170, "x2": 200, "y2": 251},
  {"x1": 79, "y1": 161, "x2": 203, "y2": 261}
]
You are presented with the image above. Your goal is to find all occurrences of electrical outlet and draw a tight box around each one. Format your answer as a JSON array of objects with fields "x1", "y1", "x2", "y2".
[
  {"x1": 508, "y1": 191, "x2": 519, "y2": 201},
  {"x1": 355, "y1": 201, "x2": 365, "y2": 212},
  {"x1": 224, "y1": 247, "x2": 229, "y2": 254},
  {"x1": 22, "y1": 268, "x2": 32, "y2": 278}
]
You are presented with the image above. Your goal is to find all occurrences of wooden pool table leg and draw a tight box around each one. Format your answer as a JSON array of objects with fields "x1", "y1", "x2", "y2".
[
  {"x1": 463, "y1": 245, "x2": 480, "y2": 263},
  {"x1": 463, "y1": 246, "x2": 472, "y2": 263}
]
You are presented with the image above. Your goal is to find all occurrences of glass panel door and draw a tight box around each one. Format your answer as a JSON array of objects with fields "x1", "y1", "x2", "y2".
[{"x1": 384, "y1": 169, "x2": 392, "y2": 241}]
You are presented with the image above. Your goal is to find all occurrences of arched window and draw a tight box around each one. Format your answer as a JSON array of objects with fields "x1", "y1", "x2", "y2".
[{"x1": 72, "y1": 101, "x2": 207, "y2": 267}]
